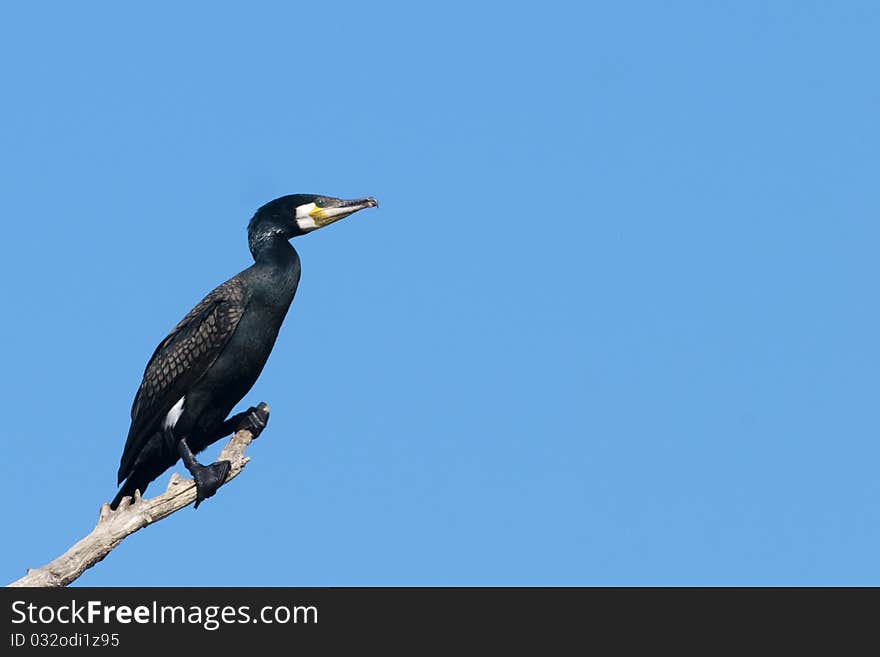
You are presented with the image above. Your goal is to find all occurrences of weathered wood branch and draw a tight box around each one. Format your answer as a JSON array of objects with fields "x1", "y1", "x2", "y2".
[{"x1": 7, "y1": 403, "x2": 270, "y2": 588}]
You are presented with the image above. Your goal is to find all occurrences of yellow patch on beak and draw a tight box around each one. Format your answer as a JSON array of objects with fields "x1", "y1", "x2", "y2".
[
  {"x1": 310, "y1": 206, "x2": 331, "y2": 225},
  {"x1": 309, "y1": 204, "x2": 359, "y2": 228}
]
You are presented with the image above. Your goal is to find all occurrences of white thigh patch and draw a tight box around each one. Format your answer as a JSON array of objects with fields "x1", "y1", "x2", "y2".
[{"x1": 164, "y1": 396, "x2": 186, "y2": 429}]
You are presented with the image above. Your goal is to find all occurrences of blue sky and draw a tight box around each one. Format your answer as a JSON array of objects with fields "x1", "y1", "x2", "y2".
[{"x1": 1, "y1": 2, "x2": 878, "y2": 586}]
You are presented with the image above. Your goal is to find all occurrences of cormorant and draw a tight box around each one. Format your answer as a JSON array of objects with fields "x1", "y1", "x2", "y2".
[{"x1": 111, "y1": 194, "x2": 378, "y2": 509}]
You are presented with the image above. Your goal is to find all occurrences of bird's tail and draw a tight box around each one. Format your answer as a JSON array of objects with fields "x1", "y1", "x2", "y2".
[{"x1": 110, "y1": 474, "x2": 151, "y2": 510}]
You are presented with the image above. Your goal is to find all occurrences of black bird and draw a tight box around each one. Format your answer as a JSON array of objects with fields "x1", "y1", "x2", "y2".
[{"x1": 111, "y1": 194, "x2": 378, "y2": 509}]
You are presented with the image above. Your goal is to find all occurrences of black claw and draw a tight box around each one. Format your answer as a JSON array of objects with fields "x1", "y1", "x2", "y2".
[
  {"x1": 192, "y1": 460, "x2": 231, "y2": 509},
  {"x1": 236, "y1": 402, "x2": 270, "y2": 438}
]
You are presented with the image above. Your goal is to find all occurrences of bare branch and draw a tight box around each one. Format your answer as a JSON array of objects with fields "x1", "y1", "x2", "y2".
[{"x1": 7, "y1": 405, "x2": 270, "y2": 587}]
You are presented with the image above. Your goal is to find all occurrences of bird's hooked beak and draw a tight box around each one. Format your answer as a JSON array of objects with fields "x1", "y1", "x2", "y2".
[{"x1": 295, "y1": 196, "x2": 379, "y2": 232}]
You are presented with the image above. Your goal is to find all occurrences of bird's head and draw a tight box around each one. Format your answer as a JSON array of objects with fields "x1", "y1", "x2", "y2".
[{"x1": 248, "y1": 194, "x2": 378, "y2": 255}]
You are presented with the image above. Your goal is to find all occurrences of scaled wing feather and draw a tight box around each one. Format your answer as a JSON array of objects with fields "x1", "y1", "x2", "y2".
[{"x1": 117, "y1": 278, "x2": 246, "y2": 482}]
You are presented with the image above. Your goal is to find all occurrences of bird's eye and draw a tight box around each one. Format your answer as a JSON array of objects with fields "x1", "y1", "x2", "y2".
[{"x1": 314, "y1": 199, "x2": 325, "y2": 208}]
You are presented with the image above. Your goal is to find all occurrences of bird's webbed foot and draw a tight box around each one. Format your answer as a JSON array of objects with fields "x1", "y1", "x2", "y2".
[
  {"x1": 177, "y1": 437, "x2": 231, "y2": 509},
  {"x1": 189, "y1": 460, "x2": 231, "y2": 509},
  {"x1": 233, "y1": 402, "x2": 270, "y2": 438}
]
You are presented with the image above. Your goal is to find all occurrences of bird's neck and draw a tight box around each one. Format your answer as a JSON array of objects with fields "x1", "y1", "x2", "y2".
[
  {"x1": 249, "y1": 237, "x2": 301, "y2": 303},
  {"x1": 251, "y1": 235, "x2": 298, "y2": 269}
]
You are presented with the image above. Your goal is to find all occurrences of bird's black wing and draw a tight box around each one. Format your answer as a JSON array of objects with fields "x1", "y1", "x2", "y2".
[{"x1": 117, "y1": 277, "x2": 246, "y2": 482}]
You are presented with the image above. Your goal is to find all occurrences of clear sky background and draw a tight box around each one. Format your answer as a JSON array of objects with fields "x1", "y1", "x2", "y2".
[{"x1": 1, "y1": 2, "x2": 878, "y2": 586}]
